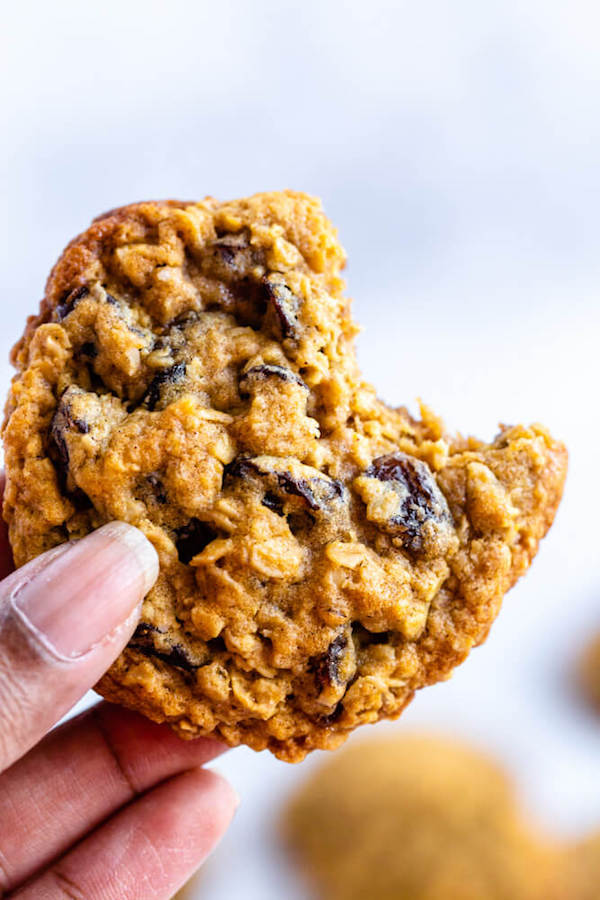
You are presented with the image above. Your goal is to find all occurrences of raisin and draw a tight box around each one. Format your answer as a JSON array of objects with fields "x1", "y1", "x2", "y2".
[
  {"x1": 78, "y1": 341, "x2": 98, "y2": 359},
  {"x1": 141, "y1": 362, "x2": 186, "y2": 411},
  {"x1": 175, "y1": 518, "x2": 217, "y2": 564},
  {"x1": 279, "y1": 474, "x2": 337, "y2": 511},
  {"x1": 130, "y1": 623, "x2": 200, "y2": 673},
  {"x1": 224, "y1": 456, "x2": 345, "y2": 513},
  {"x1": 262, "y1": 491, "x2": 284, "y2": 516},
  {"x1": 223, "y1": 456, "x2": 261, "y2": 483},
  {"x1": 359, "y1": 452, "x2": 452, "y2": 554},
  {"x1": 50, "y1": 389, "x2": 90, "y2": 475},
  {"x1": 50, "y1": 416, "x2": 70, "y2": 474},
  {"x1": 239, "y1": 364, "x2": 307, "y2": 394},
  {"x1": 213, "y1": 234, "x2": 245, "y2": 265},
  {"x1": 72, "y1": 417, "x2": 89, "y2": 434},
  {"x1": 312, "y1": 634, "x2": 348, "y2": 691},
  {"x1": 56, "y1": 285, "x2": 89, "y2": 321},
  {"x1": 49, "y1": 389, "x2": 94, "y2": 504},
  {"x1": 206, "y1": 231, "x2": 255, "y2": 280},
  {"x1": 263, "y1": 276, "x2": 300, "y2": 339}
]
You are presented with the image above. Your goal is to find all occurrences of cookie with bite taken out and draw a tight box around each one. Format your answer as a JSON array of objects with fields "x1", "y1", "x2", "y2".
[{"x1": 2, "y1": 191, "x2": 567, "y2": 760}]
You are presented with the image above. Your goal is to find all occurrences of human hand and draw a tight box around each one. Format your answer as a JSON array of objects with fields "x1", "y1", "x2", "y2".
[{"x1": 0, "y1": 478, "x2": 237, "y2": 899}]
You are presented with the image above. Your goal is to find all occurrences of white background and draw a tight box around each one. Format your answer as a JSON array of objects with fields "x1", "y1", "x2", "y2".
[{"x1": 1, "y1": 2, "x2": 599, "y2": 897}]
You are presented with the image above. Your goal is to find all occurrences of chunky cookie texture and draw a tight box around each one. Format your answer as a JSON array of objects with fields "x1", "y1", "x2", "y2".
[
  {"x1": 284, "y1": 735, "x2": 565, "y2": 900},
  {"x1": 2, "y1": 192, "x2": 567, "y2": 760}
]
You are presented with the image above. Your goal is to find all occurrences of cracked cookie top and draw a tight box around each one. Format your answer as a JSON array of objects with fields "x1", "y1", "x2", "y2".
[{"x1": 2, "y1": 191, "x2": 568, "y2": 760}]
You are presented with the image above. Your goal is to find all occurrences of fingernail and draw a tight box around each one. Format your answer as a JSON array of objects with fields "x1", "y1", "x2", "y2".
[{"x1": 10, "y1": 522, "x2": 159, "y2": 660}]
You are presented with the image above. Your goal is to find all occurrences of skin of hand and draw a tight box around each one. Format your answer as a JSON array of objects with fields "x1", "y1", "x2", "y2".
[{"x1": 0, "y1": 476, "x2": 238, "y2": 899}]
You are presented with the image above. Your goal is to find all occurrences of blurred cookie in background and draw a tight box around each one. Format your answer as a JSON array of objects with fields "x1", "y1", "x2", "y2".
[
  {"x1": 283, "y1": 734, "x2": 564, "y2": 900},
  {"x1": 577, "y1": 632, "x2": 600, "y2": 713},
  {"x1": 564, "y1": 832, "x2": 600, "y2": 900}
]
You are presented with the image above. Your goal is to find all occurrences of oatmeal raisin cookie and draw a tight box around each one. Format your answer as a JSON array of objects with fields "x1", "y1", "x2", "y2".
[{"x1": 2, "y1": 191, "x2": 567, "y2": 760}]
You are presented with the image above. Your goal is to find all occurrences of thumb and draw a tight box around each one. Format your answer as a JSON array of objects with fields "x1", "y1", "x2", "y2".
[{"x1": 0, "y1": 522, "x2": 158, "y2": 773}]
